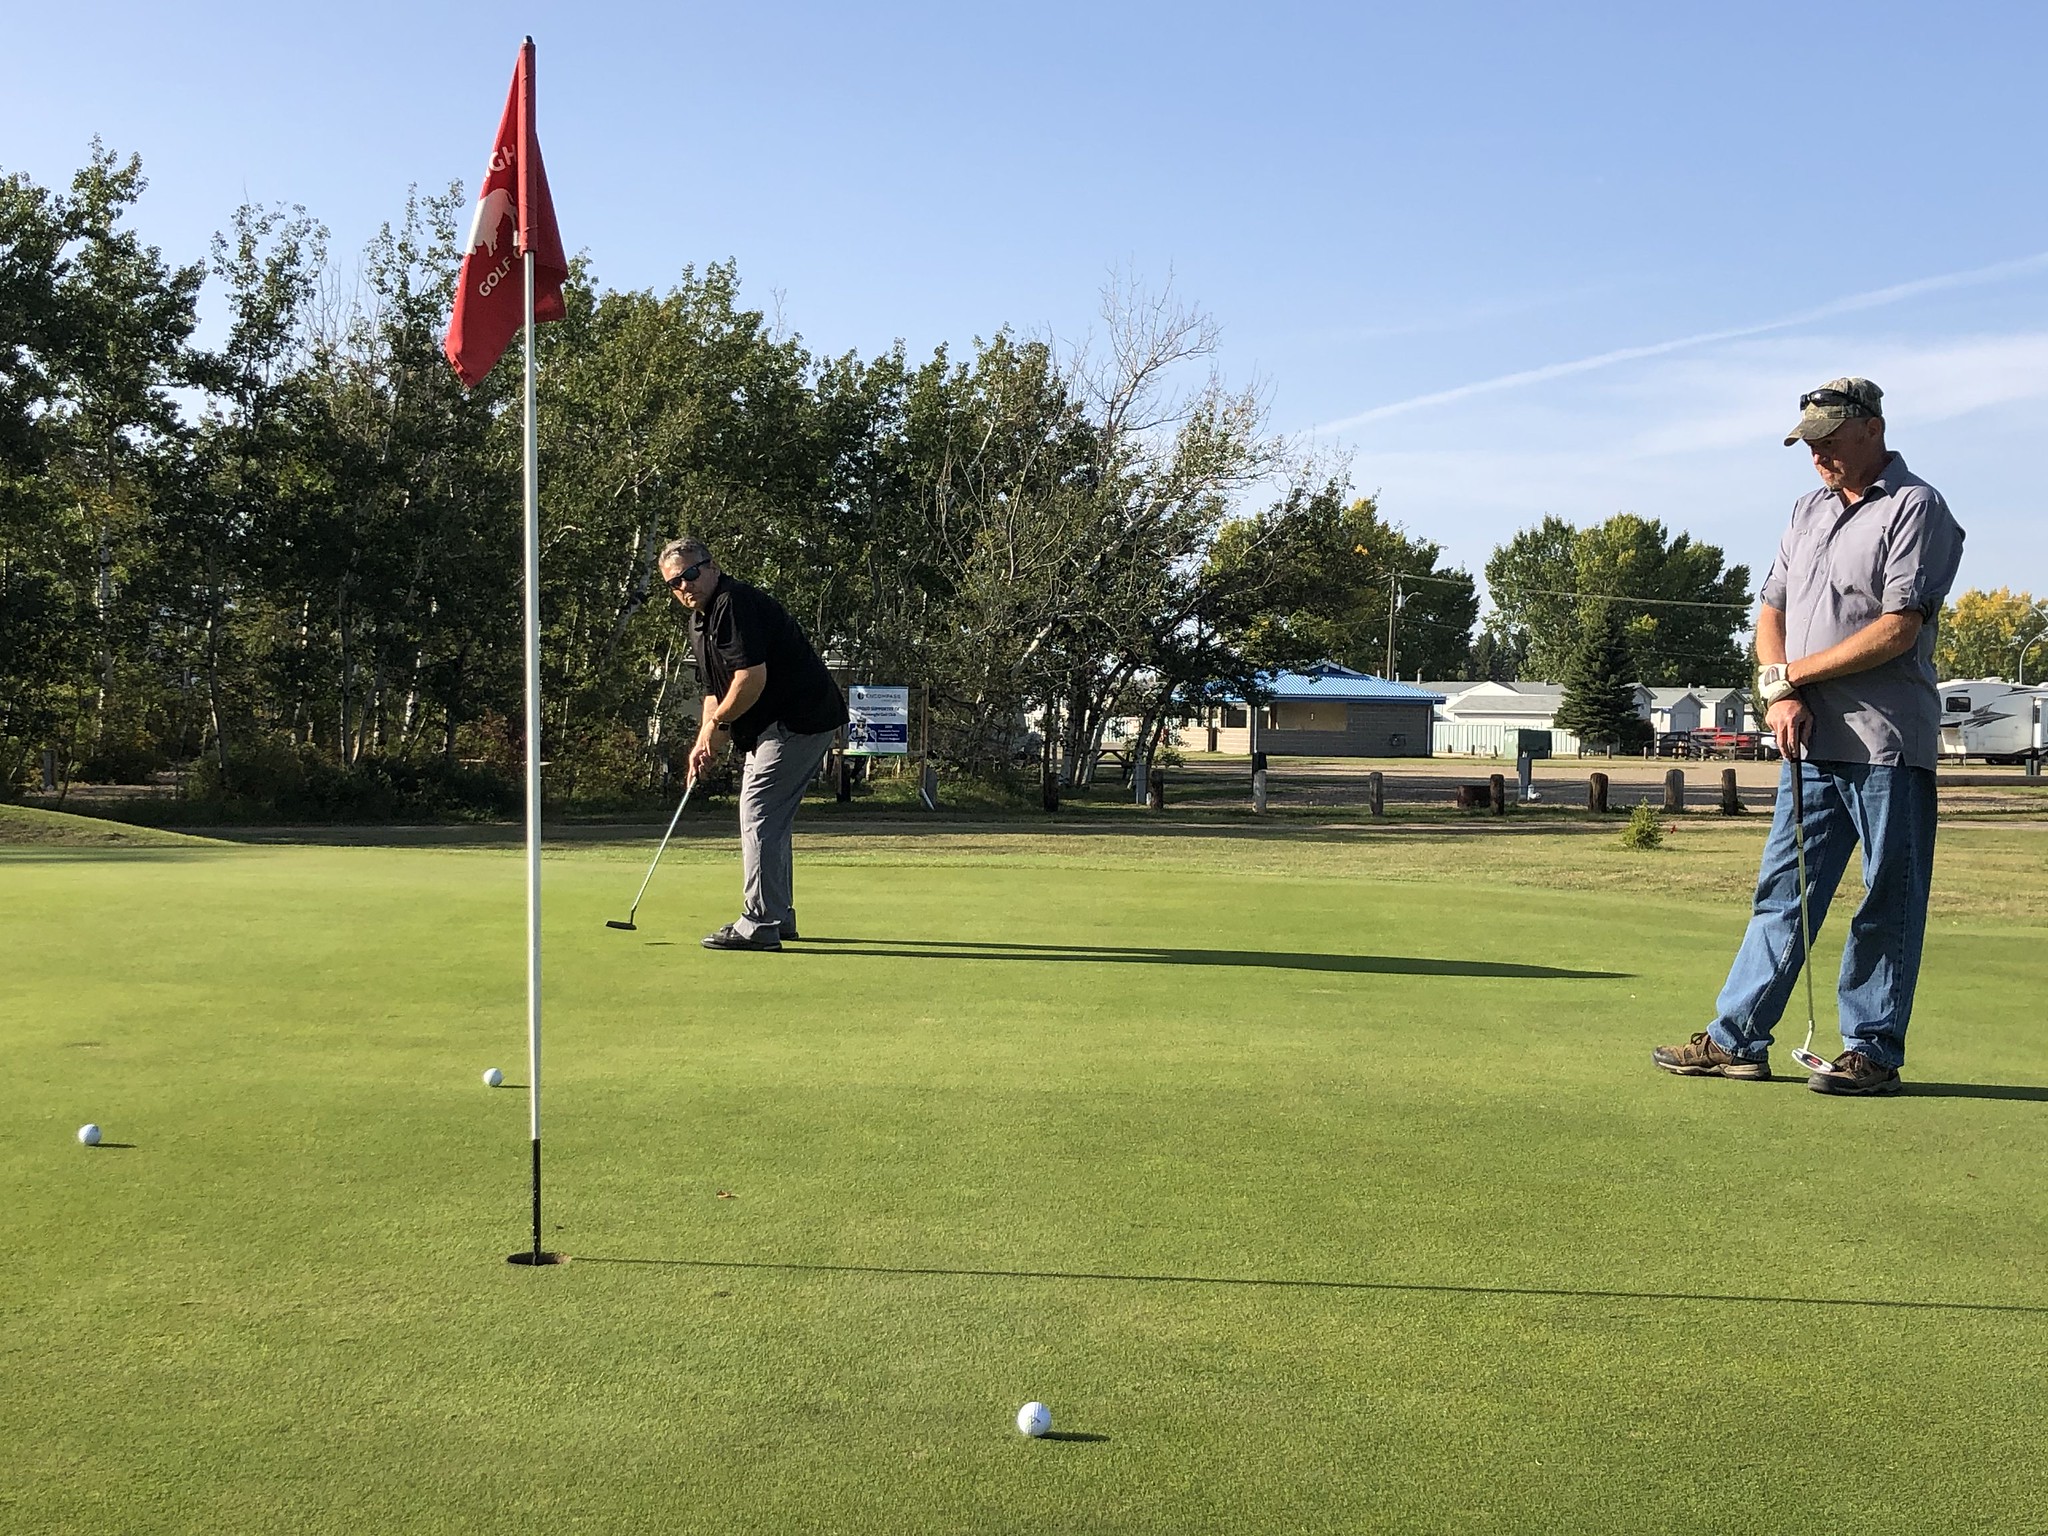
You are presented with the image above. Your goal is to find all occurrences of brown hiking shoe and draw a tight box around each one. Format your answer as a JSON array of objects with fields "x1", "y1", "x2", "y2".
[
  {"x1": 1652, "y1": 1032, "x2": 1771, "y2": 1080},
  {"x1": 1807, "y1": 1050, "x2": 1902, "y2": 1095}
]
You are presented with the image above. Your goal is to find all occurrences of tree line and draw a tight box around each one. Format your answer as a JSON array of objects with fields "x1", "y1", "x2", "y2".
[{"x1": 3, "y1": 144, "x2": 1883, "y2": 814}]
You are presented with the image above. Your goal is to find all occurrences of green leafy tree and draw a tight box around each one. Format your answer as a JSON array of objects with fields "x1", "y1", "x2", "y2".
[
  {"x1": 1485, "y1": 513, "x2": 1750, "y2": 685},
  {"x1": 0, "y1": 166, "x2": 84, "y2": 789},
  {"x1": 536, "y1": 260, "x2": 837, "y2": 790},
  {"x1": 12, "y1": 152, "x2": 1608, "y2": 812},
  {"x1": 0, "y1": 146, "x2": 201, "y2": 787},
  {"x1": 295, "y1": 186, "x2": 518, "y2": 773},
  {"x1": 150, "y1": 201, "x2": 332, "y2": 789},
  {"x1": 48, "y1": 145, "x2": 204, "y2": 756},
  {"x1": 1934, "y1": 588, "x2": 2046, "y2": 680},
  {"x1": 1480, "y1": 515, "x2": 1578, "y2": 679}
]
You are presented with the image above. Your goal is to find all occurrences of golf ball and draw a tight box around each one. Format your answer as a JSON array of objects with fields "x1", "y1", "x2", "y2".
[
  {"x1": 483, "y1": 1068, "x2": 504, "y2": 1088},
  {"x1": 1016, "y1": 1402, "x2": 1052, "y2": 1438},
  {"x1": 78, "y1": 1123, "x2": 102, "y2": 1146}
]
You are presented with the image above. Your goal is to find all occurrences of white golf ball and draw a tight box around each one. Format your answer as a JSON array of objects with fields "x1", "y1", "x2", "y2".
[
  {"x1": 483, "y1": 1068, "x2": 504, "y2": 1088},
  {"x1": 78, "y1": 1123, "x2": 102, "y2": 1146},
  {"x1": 1016, "y1": 1402, "x2": 1051, "y2": 1438}
]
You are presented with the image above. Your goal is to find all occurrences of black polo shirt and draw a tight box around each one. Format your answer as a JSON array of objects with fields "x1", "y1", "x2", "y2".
[{"x1": 688, "y1": 574, "x2": 848, "y2": 751}]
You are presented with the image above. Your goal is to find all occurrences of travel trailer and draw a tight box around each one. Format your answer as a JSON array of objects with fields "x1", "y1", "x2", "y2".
[{"x1": 1939, "y1": 679, "x2": 2048, "y2": 764}]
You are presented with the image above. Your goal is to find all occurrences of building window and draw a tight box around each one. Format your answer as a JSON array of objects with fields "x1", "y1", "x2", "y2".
[{"x1": 1222, "y1": 705, "x2": 1247, "y2": 728}]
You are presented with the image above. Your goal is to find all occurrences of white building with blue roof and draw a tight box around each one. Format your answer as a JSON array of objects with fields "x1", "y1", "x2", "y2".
[{"x1": 1176, "y1": 662, "x2": 1446, "y2": 757}]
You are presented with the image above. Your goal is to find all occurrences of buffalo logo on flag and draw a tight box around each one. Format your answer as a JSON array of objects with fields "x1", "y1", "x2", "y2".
[{"x1": 467, "y1": 187, "x2": 516, "y2": 258}]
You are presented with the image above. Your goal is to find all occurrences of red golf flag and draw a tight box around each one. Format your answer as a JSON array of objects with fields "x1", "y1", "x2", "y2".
[{"x1": 444, "y1": 39, "x2": 568, "y2": 388}]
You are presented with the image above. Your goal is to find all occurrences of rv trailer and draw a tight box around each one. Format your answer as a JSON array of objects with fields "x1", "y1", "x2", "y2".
[{"x1": 1939, "y1": 679, "x2": 2048, "y2": 765}]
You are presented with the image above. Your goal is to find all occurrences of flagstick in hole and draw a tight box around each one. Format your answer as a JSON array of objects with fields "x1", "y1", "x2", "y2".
[
  {"x1": 442, "y1": 34, "x2": 570, "y2": 1266},
  {"x1": 608, "y1": 776, "x2": 698, "y2": 930}
]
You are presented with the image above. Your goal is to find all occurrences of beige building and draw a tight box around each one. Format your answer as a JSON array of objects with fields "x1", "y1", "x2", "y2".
[{"x1": 1176, "y1": 663, "x2": 1444, "y2": 757}]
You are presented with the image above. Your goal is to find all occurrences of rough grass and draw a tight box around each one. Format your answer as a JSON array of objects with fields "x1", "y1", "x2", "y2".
[
  {"x1": 0, "y1": 802, "x2": 218, "y2": 848},
  {"x1": 5, "y1": 817, "x2": 2046, "y2": 1533}
]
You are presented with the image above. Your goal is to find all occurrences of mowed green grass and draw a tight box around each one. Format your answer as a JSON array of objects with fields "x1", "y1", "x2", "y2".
[{"x1": 5, "y1": 814, "x2": 2047, "y2": 1534}]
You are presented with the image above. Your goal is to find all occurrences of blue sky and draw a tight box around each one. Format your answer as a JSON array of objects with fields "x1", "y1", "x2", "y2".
[{"x1": 7, "y1": 2, "x2": 2044, "y2": 601}]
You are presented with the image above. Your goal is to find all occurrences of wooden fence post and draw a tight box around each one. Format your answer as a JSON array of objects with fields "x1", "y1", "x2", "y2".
[
  {"x1": 1589, "y1": 772, "x2": 1609, "y2": 813},
  {"x1": 1368, "y1": 770, "x2": 1384, "y2": 817},
  {"x1": 1663, "y1": 769, "x2": 1685, "y2": 813},
  {"x1": 1720, "y1": 768, "x2": 1741, "y2": 814},
  {"x1": 1489, "y1": 773, "x2": 1506, "y2": 814}
]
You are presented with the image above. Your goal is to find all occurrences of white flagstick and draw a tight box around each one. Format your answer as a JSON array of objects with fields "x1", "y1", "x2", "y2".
[{"x1": 519, "y1": 236, "x2": 548, "y2": 1261}]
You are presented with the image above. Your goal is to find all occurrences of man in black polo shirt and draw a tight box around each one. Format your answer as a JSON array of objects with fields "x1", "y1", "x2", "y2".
[{"x1": 660, "y1": 537, "x2": 848, "y2": 951}]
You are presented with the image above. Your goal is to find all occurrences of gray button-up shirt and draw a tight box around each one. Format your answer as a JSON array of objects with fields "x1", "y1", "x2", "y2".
[{"x1": 1759, "y1": 454, "x2": 1964, "y2": 769}]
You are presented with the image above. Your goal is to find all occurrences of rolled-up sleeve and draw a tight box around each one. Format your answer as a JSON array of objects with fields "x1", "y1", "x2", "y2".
[
  {"x1": 1881, "y1": 489, "x2": 1965, "y2": 618},
  {"x1": 1759, "y1": 530, "x2": 1792, "y2": 610}
]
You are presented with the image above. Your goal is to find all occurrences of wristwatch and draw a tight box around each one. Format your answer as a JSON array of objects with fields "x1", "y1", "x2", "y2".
[{"x1": 1755, "y1": 663, "x2": 1797, "y2": 708}]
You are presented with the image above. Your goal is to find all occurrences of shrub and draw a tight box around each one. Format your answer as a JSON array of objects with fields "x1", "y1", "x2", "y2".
[
  {"x1": 188, "y1": 737, "x2": 518, "y2": 820},
  {"x1": 77, "y1": 738, "x2": 168, "y2": 784},
  {"x1": 1620, "y1": 803, "x2": 1664, "y2": 850}
]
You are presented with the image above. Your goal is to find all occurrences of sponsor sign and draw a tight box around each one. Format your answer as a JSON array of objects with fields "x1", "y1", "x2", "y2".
[{"x1": 847, "y1": 685, "x2": 911, "y2": 755}]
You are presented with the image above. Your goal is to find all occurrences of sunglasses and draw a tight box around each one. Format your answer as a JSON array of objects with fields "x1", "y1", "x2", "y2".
[
  {"x1": 664, "y1": 560, "x2": 709, "y2": 590},
  {"x1": 1799, "y1": 389, "x2": 1878, "y2": 416}
]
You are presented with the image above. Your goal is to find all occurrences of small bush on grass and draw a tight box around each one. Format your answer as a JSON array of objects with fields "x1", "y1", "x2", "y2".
[{"x1": 1620, "y1": 803, "x2": 1664, "y2": 850}]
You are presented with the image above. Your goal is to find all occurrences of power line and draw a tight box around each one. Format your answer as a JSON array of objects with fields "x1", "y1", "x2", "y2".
[{"x1": 1394, "y1": 569, "x2": 1753, "y2": 613}]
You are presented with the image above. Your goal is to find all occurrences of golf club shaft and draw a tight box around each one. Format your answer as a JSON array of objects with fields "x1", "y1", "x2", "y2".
[
  {"x1": 1790, "y1": 748, "x2": 1819, "y2": 1039},
  {"x1": 624, "y1": 777, "x2": 696, "y2": 922}
]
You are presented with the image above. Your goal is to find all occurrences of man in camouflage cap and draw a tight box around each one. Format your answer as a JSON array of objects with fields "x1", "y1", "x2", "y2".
[{"x1": 1654, "y1": 377, "x2": 1965, "y2": 1094}]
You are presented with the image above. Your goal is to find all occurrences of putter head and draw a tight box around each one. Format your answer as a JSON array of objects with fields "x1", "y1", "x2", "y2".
[
  {"x1": 1792, "y1": 1046, "x2": 1839, "y2": 1075},
  {"x1": 605, "y1": 919, "x2": 636, "y2": 931}
]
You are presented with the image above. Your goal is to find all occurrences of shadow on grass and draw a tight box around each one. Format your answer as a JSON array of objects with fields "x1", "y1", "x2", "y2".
[
  {"x1": 1763, "y1": 1078, "x2": 2048, "y2": 1102},
  {"x1": 574, "y1": 1254, "x2": 2048, "y2": 1317},
  {"x1": 794, "y1": 937, "x2": 1625, "y2": 981},
  {"x1": 1903, "y1": 1082, "x2": 2048, "y2": 1101}
]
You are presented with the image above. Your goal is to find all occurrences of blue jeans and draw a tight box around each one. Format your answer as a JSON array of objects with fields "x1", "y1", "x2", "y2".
[{"x1": 1708, "y1": 760, "x2": 1937, "y2": 1070}]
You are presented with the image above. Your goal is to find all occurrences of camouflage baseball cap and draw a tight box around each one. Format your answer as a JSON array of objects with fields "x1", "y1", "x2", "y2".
[{"x1": 1784, "y1": 377, "x2": 1884, "y2": 445}]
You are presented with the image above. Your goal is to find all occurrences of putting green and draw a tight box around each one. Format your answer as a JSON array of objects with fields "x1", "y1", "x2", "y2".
[{"x1": 5, "y1": 815, "x2": 2046, "y2": 1533}]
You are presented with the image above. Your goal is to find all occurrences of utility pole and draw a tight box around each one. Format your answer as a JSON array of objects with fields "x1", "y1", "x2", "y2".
[{"x1": 1384, "y1": 573, "x2": 1401, "y2": 679}]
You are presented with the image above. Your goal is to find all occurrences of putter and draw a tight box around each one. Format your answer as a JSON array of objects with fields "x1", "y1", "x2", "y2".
[
  {"x1": 606, "y1": 776, "x2": 697, "y2": 931},
  {"x1": 1784, "y1": 749, "x2": 1838, "y2": 1076}
]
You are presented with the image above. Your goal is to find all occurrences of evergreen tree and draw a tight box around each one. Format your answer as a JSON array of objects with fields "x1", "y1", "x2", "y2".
[{"x1": 1554, "y1": 603, "x2": 1649, "y2": 751}]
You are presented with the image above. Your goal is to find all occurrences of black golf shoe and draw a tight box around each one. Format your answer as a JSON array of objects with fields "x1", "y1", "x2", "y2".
[
  {"x1": 701, "y1": 923, "x2": 781, "y2": 952},
  {"x1": 1651, "y1": 1032, "x2": 1771, "y2": 1080},
  {"x1": 1807, "y1": 1051, "x2": 1902, "y2": 1095}
]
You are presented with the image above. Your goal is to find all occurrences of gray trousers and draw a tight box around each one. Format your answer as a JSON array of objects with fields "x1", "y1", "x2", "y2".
[{"x1": 733, "y1": 723, "x2": 836, "y2": 938}]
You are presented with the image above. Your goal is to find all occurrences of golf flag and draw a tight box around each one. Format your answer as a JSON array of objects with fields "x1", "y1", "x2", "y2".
[{"x1": 443, "y1": 40, "x2": 567, "y2": 387}]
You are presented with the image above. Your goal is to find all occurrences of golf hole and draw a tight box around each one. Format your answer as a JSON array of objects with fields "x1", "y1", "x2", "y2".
[{"x1": 506, "y1": 1251, "x2": 569, "y2": 1266}]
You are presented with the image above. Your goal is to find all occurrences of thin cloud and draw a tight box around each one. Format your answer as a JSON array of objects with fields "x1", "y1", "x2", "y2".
[
  {"x1": 1351, "y1": 328, "x2": 2048, "y2": 586},
  {"x1": 1315, "y1": 250, "x2": 2048, "y2": 433}
]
